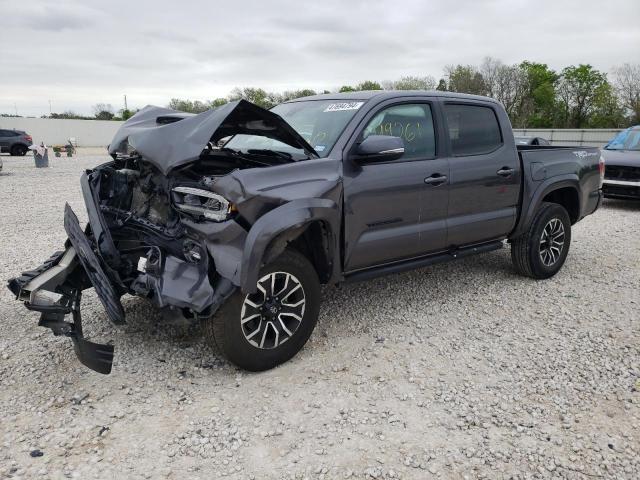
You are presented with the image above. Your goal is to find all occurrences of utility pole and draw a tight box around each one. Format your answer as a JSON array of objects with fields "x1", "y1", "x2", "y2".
[
  {"x1": 124, "y1": 95, "x2": 128, "y2": 111},
  {"x1": 14, "y1": 103, "x2": 18, "y2": 116},
  {"x1": 49, "y1": 100, "x2": 52, "y2": 116}
]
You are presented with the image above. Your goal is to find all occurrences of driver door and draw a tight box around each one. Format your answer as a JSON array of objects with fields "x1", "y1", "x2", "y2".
[{"x1": 343, "y1": 101, "x2": 449, "y2": 272}]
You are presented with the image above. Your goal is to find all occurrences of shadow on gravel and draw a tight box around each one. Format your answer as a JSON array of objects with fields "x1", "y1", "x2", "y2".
[
  {"x1": 603, "y1": 198, "x2": 640, "y2": 211},
  {"x1": 104, "y1": 248, "x2": 516, "y2": 368},
  {"x1": 120, "y1": 296, "x2": 204, "y2": 341}
]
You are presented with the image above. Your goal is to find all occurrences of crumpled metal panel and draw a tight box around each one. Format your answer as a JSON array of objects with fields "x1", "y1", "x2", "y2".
[{"x1": 107, "y1": 100, "x2": 317, "y2": 175}]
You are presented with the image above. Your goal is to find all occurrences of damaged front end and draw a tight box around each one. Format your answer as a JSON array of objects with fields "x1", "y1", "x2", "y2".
[{"x1": 7, "y1": 99, "x2": 321, "y2": 374}]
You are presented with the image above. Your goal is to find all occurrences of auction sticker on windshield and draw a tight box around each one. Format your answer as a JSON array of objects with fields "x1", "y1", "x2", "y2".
[{"x1": 324, "y1": 102, "x2": 364, "y2": 112}]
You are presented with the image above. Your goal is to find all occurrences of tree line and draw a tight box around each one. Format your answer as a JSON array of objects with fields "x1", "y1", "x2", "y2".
[{"x1": 28, "y1": 58, "x2": 640, "y2": 128}]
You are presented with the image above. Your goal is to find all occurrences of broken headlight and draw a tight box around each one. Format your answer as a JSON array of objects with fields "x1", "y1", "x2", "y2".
[{"x1": 171, "y1": 186, "x2": 233, "y2": 222}]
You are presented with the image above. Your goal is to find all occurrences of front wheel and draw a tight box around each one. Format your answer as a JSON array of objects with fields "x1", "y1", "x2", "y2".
[
  {"x1": 511, "y1": 202, "x2": 572, "y2": 279},
  {"x1": 204, "y1": 249, "x2": 321, "y2": 371},
  {"x1": 11, "y1": 144, "x2": 27, "y2": 156}
]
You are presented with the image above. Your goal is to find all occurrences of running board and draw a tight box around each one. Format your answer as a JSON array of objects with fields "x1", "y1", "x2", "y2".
[{"x1": 344, "y1": 240, "x2": 504, "y2": 283}]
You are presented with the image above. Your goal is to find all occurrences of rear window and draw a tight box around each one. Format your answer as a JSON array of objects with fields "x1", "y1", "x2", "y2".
[{"x1": 444, "y1": 104, "x2": 502, "y2": 156}]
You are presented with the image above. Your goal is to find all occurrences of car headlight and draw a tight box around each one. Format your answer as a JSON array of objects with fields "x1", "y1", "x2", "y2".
[{"x1": 171, "y1": 186, "x2": 234, "y2": 222}]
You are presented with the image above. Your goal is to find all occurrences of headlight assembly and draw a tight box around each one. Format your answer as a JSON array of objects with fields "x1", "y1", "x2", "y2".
[{"x1": 171, "y1": 186, "x2": 234, "y2": 222}]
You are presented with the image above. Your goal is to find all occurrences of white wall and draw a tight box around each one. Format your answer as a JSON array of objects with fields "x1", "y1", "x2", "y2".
[
  {"x1": 0, "y1": 117, "x2": 124, "y2": 147},
  {"x1": 512, "y1": 128, "x2": 622, "y2": 147}
]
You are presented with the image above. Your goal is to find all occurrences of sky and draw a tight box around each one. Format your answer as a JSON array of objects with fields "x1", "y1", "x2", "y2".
[{"x1": 1, "y1": 0, "x2": 639, "y2": 117}]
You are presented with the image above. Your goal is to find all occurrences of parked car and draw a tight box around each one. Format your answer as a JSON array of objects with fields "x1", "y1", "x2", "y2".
[
  {"x1": 601, "y1": 126, "x2": 640, "y2": 199},
  {"x1": 514, "y1": 136, "x2": 550, "y2": 146},
  {"x1": 7, "y1": 91, "x2": 603, "y2": 374},
  {"x1": 0, "y1": 129, "x2": 33, "y2": 156}
]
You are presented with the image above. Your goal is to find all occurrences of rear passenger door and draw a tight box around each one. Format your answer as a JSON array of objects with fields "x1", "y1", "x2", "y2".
[
  {"x1": 343, "y1": 101, "x2": 449, "y2": 271},
  {"x1": 443, "y1": 102, "x2": 520, "y2": 246}
]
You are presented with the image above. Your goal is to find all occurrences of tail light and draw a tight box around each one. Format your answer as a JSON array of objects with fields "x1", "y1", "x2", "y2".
[
  {"x1": 24, "y1": 135, "x2": 33, "y2": 142},
  {"x1": 598, "y1": 154, "x2": 605, "y2": 187}
]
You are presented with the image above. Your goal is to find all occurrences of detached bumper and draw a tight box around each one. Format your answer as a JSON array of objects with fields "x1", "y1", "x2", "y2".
[{"x1": 7, "y1": 204, "x2": 124, "y2": 374}]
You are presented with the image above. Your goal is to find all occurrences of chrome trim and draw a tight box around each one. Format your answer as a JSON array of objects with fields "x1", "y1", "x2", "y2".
[
  {"x1": 23, "y1": 247, "x2": 78, "y2": 302},
  {"x1": 172, "y1": 186, "x2": 222, "y2": 198},
  {"x1": 603, "y1": 179, "x2": 640, "y2": 186},
  {"x1": 379, "y1": 147, "x2": 405, "y2": 155}
]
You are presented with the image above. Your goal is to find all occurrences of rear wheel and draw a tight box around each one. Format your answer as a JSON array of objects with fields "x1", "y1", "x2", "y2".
[
  {"x1": 204, "y1": 249, "x2": 320, "y2": 371},
  {"x1": 11, "y1": 144, "x2": 27, "y2": 156},
  {"x1": 511, "y1": 202, "x2": 572, "y2": 279}
]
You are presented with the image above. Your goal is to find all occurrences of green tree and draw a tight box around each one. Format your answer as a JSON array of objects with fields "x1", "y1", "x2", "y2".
[
  {"x1": 338, "y1": 85, "x2": 356, "y2": 93},
  {"x1": 119, "y1": 109, "x2": 134, "y2": 120},
  {"x1": 515, "y1": 62, "x2": 558, "y2": 128},
  {"x1": 356, "y1": 80, "x2": 383, "y2": 91},
  {"x1": 444, "y1": 65, "x2": 487, "y2": 95},
  {"x1": 280, "y1": 89, "x2": 317, "y2": 102},
  {"x1": 228, "y1": 87, "x2": 277, "y2": 109},
  {"x1": 209, "y1": 98, "x2": 228, "y2": 109},
  {"x1": 590, "y1": 82, "x2": 625, "y2": 128},
  {"x1": 92, "y1": 103, "x2": 115, "y2": 120},
  {"x1": 49, "y1": 111, "x2": 91, "y2": 120},
  {"x1": 436, "y1": 79, "x2": 447, "y2": 91},
  {"x1": 556, "y1": 64, "x2": 608, "y2": 128}
]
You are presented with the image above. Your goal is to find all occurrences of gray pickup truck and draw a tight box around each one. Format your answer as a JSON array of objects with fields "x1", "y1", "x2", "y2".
[{"x1": 8, "y1": 91, "x2": 603, "y2": 374}]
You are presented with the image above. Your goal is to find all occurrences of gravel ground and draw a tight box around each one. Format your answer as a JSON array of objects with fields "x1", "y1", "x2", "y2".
[{"x1": 0, "y1": 153, "x2": 638, "y2": 480}]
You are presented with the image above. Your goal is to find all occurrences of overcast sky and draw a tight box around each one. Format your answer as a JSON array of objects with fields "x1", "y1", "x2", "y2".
[{"x1": 1, "y1": 0, "x2": 639, "y2": 116}]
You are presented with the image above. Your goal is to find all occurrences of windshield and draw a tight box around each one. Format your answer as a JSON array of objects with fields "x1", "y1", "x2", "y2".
[
  {"x1": 605, "y1": 128, "x2": 640, "y2": 151},
  {"x1": 224, "y1": 100, "x2": 365, "y2": 158}
]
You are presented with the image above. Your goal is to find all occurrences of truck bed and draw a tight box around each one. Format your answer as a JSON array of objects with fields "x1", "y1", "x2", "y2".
[{"x1": 511, "y1": 145, "x2": 602, "y2": 238}]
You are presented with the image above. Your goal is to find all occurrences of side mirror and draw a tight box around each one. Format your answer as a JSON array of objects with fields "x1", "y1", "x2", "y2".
[{"x1": 353, "y1": 135, "x2": 405, "y2": 163}]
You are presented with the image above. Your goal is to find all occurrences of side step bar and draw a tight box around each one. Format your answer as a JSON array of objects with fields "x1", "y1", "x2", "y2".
[{"x1": 344, "y1": 240, "x2": 504, "y2": 284}]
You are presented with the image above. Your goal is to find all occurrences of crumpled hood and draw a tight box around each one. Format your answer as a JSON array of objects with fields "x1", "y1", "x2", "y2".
[
  {"x1": 108, "y1": 100, "x2": 317, "y2": 175},
  {"x1": 601, "y1": 149, "x2": 640, "y2": 168}
]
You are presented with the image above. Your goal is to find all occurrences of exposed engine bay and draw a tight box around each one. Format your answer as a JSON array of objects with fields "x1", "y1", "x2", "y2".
[{"x1": 89, "y1": 152, "x2": 257, "y2": 317}]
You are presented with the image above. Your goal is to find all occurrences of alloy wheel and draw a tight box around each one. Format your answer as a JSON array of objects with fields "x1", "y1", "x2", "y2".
[
  {"x1": 539, "y1": 218, "x2": 565, "y2": 267},
  {"x1": 240, "y1": 271, "x2": 306, "y2": 349}
]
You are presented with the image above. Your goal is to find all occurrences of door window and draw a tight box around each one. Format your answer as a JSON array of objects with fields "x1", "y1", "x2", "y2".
[
  {"x1": 444, "y1": 104, "x2": 502, "y2": 155},
  {"x1": 362, "y1": 104, "x2": 436, "y2": 159}
]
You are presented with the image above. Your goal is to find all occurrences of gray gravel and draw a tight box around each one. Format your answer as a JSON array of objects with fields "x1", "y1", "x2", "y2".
[{"x1": 0, "y1": 153, "x2": 639, "y2": 479}]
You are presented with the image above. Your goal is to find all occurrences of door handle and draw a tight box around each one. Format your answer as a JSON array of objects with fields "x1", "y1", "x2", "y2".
[
  {"x1": 424, "y1": 174, "x2": 447, "y2": 186},
  {"x1": 497, "y1": 167, "x2": 515, "y2": 177}
]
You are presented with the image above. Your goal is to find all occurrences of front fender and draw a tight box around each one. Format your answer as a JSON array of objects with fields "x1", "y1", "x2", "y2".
[{"x1": 240, "y1": 198, "x2": 340, "y2": 293}]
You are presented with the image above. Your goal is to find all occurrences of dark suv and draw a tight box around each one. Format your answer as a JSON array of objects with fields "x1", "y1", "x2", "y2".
[
  {"x1": 8, "y1": 91, "x2": 603, "y2": 374},
  {"x1": 0, "y1": 129, "x2": 33, "y2": 156}
]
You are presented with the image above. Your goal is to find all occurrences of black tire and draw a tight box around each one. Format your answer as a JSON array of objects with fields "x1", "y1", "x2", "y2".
[
  {"x1": 511, "y1": 202, "x2": 572, "y2": 279},
  {"x1": 204, "y1": 249, "x2": 321, "y2": 371},
  {"x1": 10, "y1": 144, "x2": 27, "y2": 156}
]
